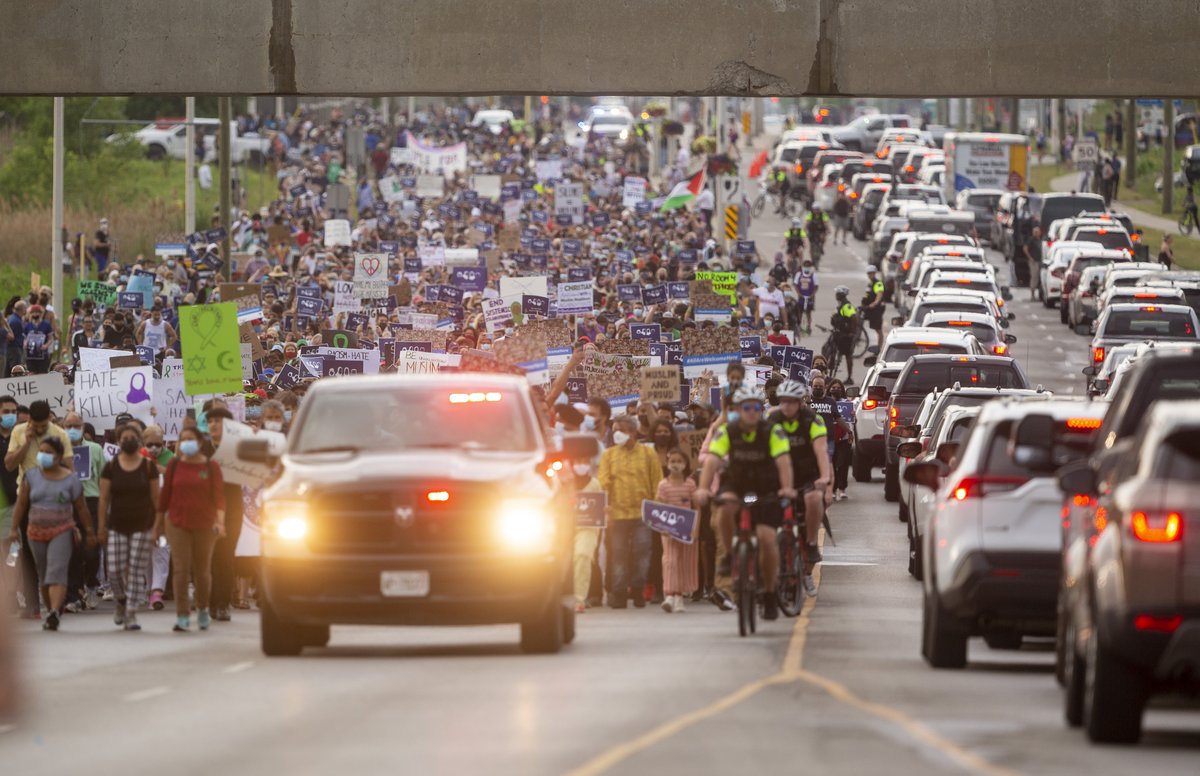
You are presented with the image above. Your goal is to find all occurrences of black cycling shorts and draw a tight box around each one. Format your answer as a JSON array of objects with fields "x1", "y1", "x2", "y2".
[
  {"x1": 865, "y1": 308, "x2": 884, "y2": 331},
  {"x1": 718, "y1": 491, "x2": 783, "y2": 528}
]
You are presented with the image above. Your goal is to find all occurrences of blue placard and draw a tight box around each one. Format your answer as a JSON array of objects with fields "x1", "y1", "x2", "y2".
[
  {"x1": 592, "y1": 212, "x2": 611, "y2": 227},
  {"x1": 324, "y1": 359, "x2": 365, "y2": 377},
  {"x1": 395, "y1": 341, "x2": 432, "y2": 354},
  {"x1": 440, "y1": 285, "x2": 465, "y2": 305},
  {"x1": 735, "y1": 240, "x2": 757, "y2": 256},
  {"x1": 522, "y1": 295, "x2": 549, "y2": 318},
  {"x1": 296, "y1": 296, "x2": 323, "y2": 317},
  {"x1": 667, "y1": 282, "x2": 690, "y2": 300},
  {"x1": 274, "y1": 363, "x2": 301, "y2": 389},
  {"x1": 576, "y1": 492, "x2": 608, "y2": 528},
  {"x1": 641, "y1": 499, "x2": 698, "y2": 544},
  {"x1": 400, "y1": 176, "x2": 417, "y2": 188},
  {"x1": 403, "y1": 257, "x2": 422, "y2": 274},
  {"x1": 523, "y1": 190, "x2": 540, "y2": 203},
  {"x1": 641, "y1": 285, "x2": 667, "y2": 305},
  {"x1": 134, "y1": 346, "x2": 155, "y2": 365},
  {"x1": 531, "y1": 210, "x2": 549, "y2": 224},
  {"x1": 615, "y1": 249, "x2": 634, "y2": 262},
  {"x1": 677, "y1": 249, "x2": 697, "y2": 264},
  {"x1": 554, "y1": 214, "x2": 573, "y2": 227},
  {"x1": 567, "y1": 267, "x2": 592, "y2": 282},
  {"x1": 836, "y1": 400, "x2": 856, "y2": 422},
  {"x1": 345, "y1": 312, "x2": 368, "y2": 331},
  {"x1": 770, "y1": 345, "x2": 814, "y2": 372},
  {"x1": 379, "y1": 240, "x2": 399, "y2": 255},
  {"x1": 296, "y1": 286, "x2": 322, "y2": 300},
  {"x1": 630, "y1": 323, "x2": 661, "y2": 341},
  {"x1": 72, "y1": 445, "x2": 91, "y2": 479},
  {"x1": 289, "y1": 183, "x2": 307, "y2": 198},
  {"x1": 451, "y1": 266, "x2": 487, "y2": 292},
  {"x1": 562, "y1": 239, "x2": 582, "y2": 256},
  {"x1": 788, "y1": 363, "x2": 811, "y2": 381},
  {"x1": 617, "y1": 284, "x2": 642, "y2": 302},
  {"x1": 664, "y1": 342, "x2": 683, "y2": 366},
  {"x1": 530, "y1": 238, "x2": 550, "y2": 254},
  {"x1": 204, "y1": 226, "x2": 228, "y2": 242},
  {"x1": 117, "y1": 291, "x2": 143, "y2": 310},
  {"x1": 740, "y1": 336, "x2": 763, "y2": 360},
  {"x1": 502, "y1": 183, "x2": 521, "y2": 201},
  {"x1": 299, "y1": 355, "x2": 326, "y2": 378},
  {"x1": 565, "y1": 377, "x2": 588, "y2": 403},
  {"x1": 634, "y1": 201, "x2": 652, "y2": 215}
]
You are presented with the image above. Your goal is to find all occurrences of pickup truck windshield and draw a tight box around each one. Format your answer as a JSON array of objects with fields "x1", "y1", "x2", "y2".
[
  {"x1": 899, "y1": 362, "x2": 1026, "y2": 394},
  {"x1": 1101, "y1": 310, "x2": 1197, "y2": 339},
  {"x1": 292, "y1": 387, "x2": 537, "y2": 454}
]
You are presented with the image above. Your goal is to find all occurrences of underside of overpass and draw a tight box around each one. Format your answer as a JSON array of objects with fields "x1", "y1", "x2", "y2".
[{"x1": 2, "y1": 0, "x2": 1199, "y2": 97}]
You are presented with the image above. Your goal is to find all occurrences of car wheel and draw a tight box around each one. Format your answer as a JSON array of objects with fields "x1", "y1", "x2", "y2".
[
  {"x1": 301, "y1": 623, "x2": 331, "y2": 648},
  {"x1": 898, "y1": 499, "x2": 910, "y2": 524},
  {"x1": 520, "y1": 598, "x2": 564, "y2": 654},
  {"x1": 983, "y1": 632, "x2": 1023, "y2": 650},
  {"x1": 852, "y1": 451, "x2": 872, "y2": 483},
  {"x1": 884, "y1": 463, "x2": 900, "y2": 502},
  {"x1": 907, "y1": 527, "x2": 922, "y2": 579},
  {"x1": 1083, "y1": 626, "x2": 1147, "y2": 744},
  {"x1": 561, "y1": 603, "x2": 576, "y2": 645},
  {"x1": 1063, "y1": 617, "x2": 1086, "y2": 727},
  {"x1": 922, "y1": 590, "x2": 967, "y2": 669},
  {"x1": 260, "y1": 600, "x2": 305, "y2": 657},
  {"x1": 146, "y1": 144, "x2": 166, "y2": 161},
  {"x1": 1061, "y1": 303, "x2": 1070, "y2": 325}
]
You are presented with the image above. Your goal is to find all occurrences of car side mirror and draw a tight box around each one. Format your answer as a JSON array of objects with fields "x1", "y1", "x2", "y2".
[
  {"x1": 903, "y1": 461, "x2": 943, "y2": 490},
  {"x1": 238, "y1": 438, "x2": 272, "y2": 464},
  {"x1": 863, "y1": 355, "x2": 878, "y2": 368},
  {"x1": 901, "y1": 283, "x2": 911, "y2": 292},
  {"x1": 897, "y1": 441, "x2": 923, "y2": 458},
  {"x1": 934, "y1": 441, "x2": 960, "y2": 465},
  {"x1": 1011, "y1": 413, "x2": 1057, "y2": 472},
  {"x1": 1091, "y1": 378, "x2": 1110, "y2": 393},
  {"x1": 1057, "y1": 459, "x2": 1097, "y2": 496},
  {"x1": 845, "y1": 385, "x2": 861, "y2": 399},
  {"x1": 891, "y1": 315, "x2": 905, "y2": 326},
  {"x1": 560, "y1": 433, "x2": 601, "y2": 461},
  {"x1": 1081, "y1": 365, "x2": 1098, "y2": 377},
  {"x1": 892, "y1": 424, "x2": 920, "y2": 439},
  {"x1": 1004, "y1": 333, "x2": 1017, "y2": 344},
  {"x1": 866, "y1": 385, "x2": 890, "y2": 402}
]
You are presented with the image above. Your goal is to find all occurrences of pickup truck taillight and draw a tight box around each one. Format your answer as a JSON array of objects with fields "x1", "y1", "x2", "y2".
[
  {"x1": 1092, "y1": 346, "x2": 1106, "y2": 364},
  {"x1": 1131, "y1": 511, "x2": 1182, "y2": 543},
  {"x1": 862, "y1": 399, "x2": 877, "y2": 410},
  {"x1": 1134, "y1": 614, "x2": 1183, "y2": 633},
  {"x1": 951, "y1": 476, "x2": 1028, "y2": 501}
]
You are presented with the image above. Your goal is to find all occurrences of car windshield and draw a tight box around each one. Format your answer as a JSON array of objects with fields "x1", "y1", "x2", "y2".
[
  {"x1": 900, "y1": 362, "x2": 1025, "y2": 394},
  {"x1": 292, "y1": 386, "x2": 537, "y2": 454},
  {"x1": 873, "y1": 371, "x2": 900, "y2": 391},
  {"x1": 1152, "y1": 428, "x2": 1200, "y2": 479},
  {"x1": 912, "y1": 302, "x2": 989, "y2": 320},
  {"x1": 925, "y1": 320, "x2": 997, "y2": 343},
  {"x1": 1073, "y1": 230, "x2": 1132, "y2": 250},
  {"x1": 883, "y1": 342, "x2": 968, "y2": 361},
  {"x1": 981, "y1": 419, "x2": 1096, "y2": 476},
  {"x1": 1101, "y1": 310, "x2": 1198, "y2": 339}
]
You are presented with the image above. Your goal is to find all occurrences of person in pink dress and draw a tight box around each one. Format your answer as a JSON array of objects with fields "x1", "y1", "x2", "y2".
[{"x1": 656, "y1": 448, "x2": 699, "y2": 613}]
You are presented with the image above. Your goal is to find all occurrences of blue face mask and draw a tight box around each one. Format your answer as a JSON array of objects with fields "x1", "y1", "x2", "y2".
[
  {"x1": 582, "y1": 415, "x2": 596, "y2": 431},
  {"x1": 0, "y1": 414, "x2": 16, "y2": 430},
  {"x1": 67, "y1": 428, "x2": 83, "y2": 443},
  {"x1": 36, "y1": 451, "x2": 55, "y2": 469},
  {"x1": 179, "y1": 440, "x2": 200, "y2": 457},
  {"x1": 284, "y1": 410, "x2": 293, "y2": 423},
  {"x1": 726, "y1": 411, "x2": 739, "y2": 424}
]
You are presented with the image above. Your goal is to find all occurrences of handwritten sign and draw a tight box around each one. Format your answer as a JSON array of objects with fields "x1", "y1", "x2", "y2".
[
  {"x1": 0, "y1": 373, "x2": 73, "y2": 415},
  {"x1": 641, "y1": 499, "x2": 698, "y2": 544},
  {"x1": 151, "y1": 372, "x2": 189, "y2": 440},
  {"x1": 74, "y1": 365, "x2": 154, "y2": 431},
  {"x1": 324, "y1": 218, "x2": 351, "y2": 247},
  {"x1": 640, "y1": 365, "x2": 681, "y2": 403}
]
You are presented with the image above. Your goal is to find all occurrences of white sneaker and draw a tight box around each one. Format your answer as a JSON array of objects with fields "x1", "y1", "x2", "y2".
[
  {"x1": 84, "y1": 587, "x2": 100, "y2": 610},
  {"x1": 673, "y1": 595, "x2": 686, "y2": 613},
  {"x1": 661, "y1": 596, "x2": 674, "y2": 613},
  {"x1": 803, "y1": 575, "x2": 818, "y2": 597}
]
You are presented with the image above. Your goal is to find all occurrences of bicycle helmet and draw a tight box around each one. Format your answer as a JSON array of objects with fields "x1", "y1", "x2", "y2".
[
  {"x1": 834, "y1": 285, "x2": 850, "y2": 297},
  {"x1": 731, "y1": 385, "x2": 768, "y2": 405},
  {"x1": 775, "y1": 378, "x2": 809, "y2": 400},
  {"x1": 791, "y1": 217, "x2": 803, "y2": 228}
]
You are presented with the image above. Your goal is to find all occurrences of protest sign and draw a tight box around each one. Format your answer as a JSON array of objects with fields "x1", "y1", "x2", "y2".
[
  {"x1": 521, "y1": 295, "x2": 549, "y2": 319},
  {"x1": 622, "y1": 176, "x2": 647, "y2": 207},
  {"x1": 451, "y1": 266, "x2": 487, "y2": 292},
  {"x1": 118, "y1": 291, "x2": 142, "y2": 310},
  {"x1": 482, "y1": 296, "x2": 513, "y2": 335},
  {"x1": 535, "y1": 159, "x2": 563, "y2": 181},
  {"x1": 740, "y1": 335, "x2": 763, "y2": 360},
  {"x1": 836, "y1": 400, "x2": 856, "y2": 423},
  {"x1": 405, "y1": 132, "x2": 468, "y2": 176},
  {"x1": 397, "y1": 350, "x2": 443, "y2": 374},
  {"x1": 324, "y1": 359, "x2": 365, "y2": 377},
  {"x1": 640, "y1": 365, "x2": 681, "y2": 403},
  {"x1": 556, "y1": 281, "x2": 593, "y2": 316},
  {"x1": 641, "y1": 285, "x2": 667, "y2": 305},
  {"x1": 297, "y1": 296, "x2": 324, "y2": 318},
  {"x1": 74, "y1": 365, "x2": 154, "y2": 431},
  {"x1": 693, "y1": 271, "x2": 738, "y2": 304},
  {"x1": 78, "y1": 280, "x2": 117, "y2": 306},
  {"x1": 353, "y1": 252, "x2": 389, "y2": 299},
  {"x1": 415, "y1": 175, "x2": 446, "y2": 198},
  {"x1": 179, "y1": 302, "x2": 243, "y2": 395},
  {"x1": 127, "y1": 272, "x2": 155, "y2": 308},
  {"x1": 78, "y1": 347, "x2": 131, "y2": 372},
  {"x1": 630, "y1": 323, "x2": 661, "y2": 341},
  {"x1": 678, "y1": 430, "x2": 708, "y2": 470},
  {"x1": 471, "y1": 174, "x2": 502, "y2": 201},
  {"x1": 577, "y1": 351, "x2": 648, "y2": 405},
  {"x1": 681, "y1": 328, "x2": 741, "y2": 379},
  {"x1": 323, "y1": 219, "x2": 351, "y2": 247},
  {"x1": 499, "y1": 275, "x2": 548, "y2": 308},
  {"x1": 379, "y1": 175, "x2": 406, "y2": 203},
  {"x1": 0, "y1": 373, "x2": 73, "y2": 415},
  {"x1": 316, "y1": 346, "x2": 380, "y2": 374},
  {"x1": 72, "y1": 446, "x2": 91, "y2": 480},
  {"x1": 554, "y1": 181, "x2": 585, "y2": 225},
  {"x1": 503, "y1": 198, "x2": 522, "y2": 224},
  {"x1": 576, "y1": 492, "x2": 607, "y2": 528},
  {"x1": 151, "y1": 372, "x2": 188, "y2": 440},
  {"x1": 211, "y1": 421, "x2": 285, "y2": 487},
  {"x1": 418, "y1": 243, "x2": 446, "y2": 267},
  {"x1": 641, "y1": 500, "x2": 698, "y2": 544}
]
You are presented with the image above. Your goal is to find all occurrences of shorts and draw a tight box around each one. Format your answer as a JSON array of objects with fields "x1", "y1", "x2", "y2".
[
  {"x1": 718, "y1": 491, "x2": 783, "y2": 529},
  {"x1": 865, "y1": 308, "x2": 884, "y2": 331},
  {"x1": 834, "y1": 335, "x2": 855, "y2": 355},
  {"x1": 834, "y1": 215, "x2": 849, "y2": 231},
  {"x1": 798, "y1": 296, "x2": 815, "y2": 312}
]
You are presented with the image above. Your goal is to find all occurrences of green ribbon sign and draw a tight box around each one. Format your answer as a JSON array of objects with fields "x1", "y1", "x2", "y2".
[{"x1": 179, "y1": 302, "x2": 242, "y2": 395}]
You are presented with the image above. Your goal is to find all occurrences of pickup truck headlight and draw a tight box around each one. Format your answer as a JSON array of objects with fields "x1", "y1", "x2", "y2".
[
  {"x1": 263, "y1": 500, "x2": 308, "y2": 541},
  {"x1": 495, "y1": 499, "x2": 554, "y2": 554}
]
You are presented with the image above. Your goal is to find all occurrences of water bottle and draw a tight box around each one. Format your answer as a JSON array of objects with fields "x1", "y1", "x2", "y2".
[{"x1": 5, "y1": 540, "x2": 19, "y2": 568}]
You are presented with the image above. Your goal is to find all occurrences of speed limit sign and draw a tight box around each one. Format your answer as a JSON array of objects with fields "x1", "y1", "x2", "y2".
[{"x1": 1072, "y1": 138, "x2": 1098, "y2": 170}]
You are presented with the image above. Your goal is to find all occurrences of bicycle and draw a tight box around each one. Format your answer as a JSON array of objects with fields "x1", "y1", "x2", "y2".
[
  {"x1": 731, "y1": 492, "x2": 767, "y2": 637},
  {"x1": 816, "y1": 317, "x2": 870, "y2": 379},
  {"x1": 1179, "y1": 191, "x2": 1198, "y2": 236},
  {"x1": 752, "y1": 186, "x2": 792, "y2": 219},
  {"x1": 810, "y1": 231, "x2": 827, "y2": 270},
  {"x1": 775, "y1": 496, "x2": 806, "y2": 617}
]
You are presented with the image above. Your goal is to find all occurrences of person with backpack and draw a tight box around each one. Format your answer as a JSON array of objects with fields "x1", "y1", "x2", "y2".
[
  {"x1": 156, "y1": 426, "x2": 226, "y2": 632},
  {"x1": 97, "y1": 423, "x2": 159, "y2": 631}
]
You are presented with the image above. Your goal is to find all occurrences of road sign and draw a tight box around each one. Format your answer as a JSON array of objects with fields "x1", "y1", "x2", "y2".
[
  {"x1": 724, "y1": 205, "x2": 739, "y2": 240},
  {"x1": 1072, "y1": 138, "x2": 1098, "y2": 171}
]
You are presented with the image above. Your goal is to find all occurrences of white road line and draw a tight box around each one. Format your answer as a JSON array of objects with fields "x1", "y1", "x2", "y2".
[
  {"x1": 818, "y1": 561, "x2": 879, "y2": 567},
  {"x1": 122, "y1": 685, "x2": 171, "y2": 703},
  {"x1": 223, "y1": 661, "x2": 255, "y2": 675}
]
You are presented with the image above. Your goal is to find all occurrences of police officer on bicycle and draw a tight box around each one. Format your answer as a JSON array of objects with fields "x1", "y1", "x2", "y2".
[
  {"x1": 831, "y1": 286, "x2": 859, "y2": 382},
  {"x1": 770, "y1": 379, "x2": 832, "y2": 597},
  {"x1": 697, "y1": 385, "x2": 797, "y2": 621},
  {"x1": 785, "y1": 218, "x2": 807, "y2": 267},
  {"x1": 773, "y1": 167, "x2": 791, "y2": 216}
]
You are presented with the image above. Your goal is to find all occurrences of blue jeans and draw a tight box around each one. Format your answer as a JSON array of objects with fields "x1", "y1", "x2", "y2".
[{"x1": 609, "y1": 519, "x2": 652, "y2": 599}]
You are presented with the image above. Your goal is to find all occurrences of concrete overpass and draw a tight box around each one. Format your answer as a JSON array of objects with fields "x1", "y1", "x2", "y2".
[{"x1": 2, "y1": 0, "x2": 1198, "y2": 96}]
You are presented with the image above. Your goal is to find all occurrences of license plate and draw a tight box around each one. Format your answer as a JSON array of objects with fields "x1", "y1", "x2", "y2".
[{"x1": 380, "y1": 570, "x2": 430, "y2": 598}]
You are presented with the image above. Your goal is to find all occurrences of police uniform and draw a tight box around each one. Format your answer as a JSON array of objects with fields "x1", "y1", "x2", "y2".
[
  {"x1": 862, "y1": 276, "x2": 885, "y2": 331},
  {"x1": 832, "y1": 301, "x2": 857, "y2": 355},
  {"x1": 708, "y1": 419, "x2": 791, "y2": 527},
  {"x1": 769, "y1": 408, "x2": 827, "y2": 489}
]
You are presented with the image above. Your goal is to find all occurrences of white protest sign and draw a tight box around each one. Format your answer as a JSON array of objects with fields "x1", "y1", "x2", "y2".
[
  {"x1": 151, "y1": 373, "x2": 188, "y2": 441},
  {"x1": 332, "y1": 280, "x2": 358, "y2": 316},
  {"x1": 241, "y1": 343, "x2": 254, "y2": 379},
  {"x1": 415, "y1": 175, "x2": 446, "y2": 198},
  {"x1": 74, "y1": 366, "x2": 154, "y2": 431},
  {"x1": 418, "y1": 243, "x2": 446, "y2": 267},
  {"x1": 353, "y1": 252, "x2": 389, "y2": 299},
  {"x1": 444, "y1": 248, "x2": 481, "y2": 267},
  {"x1": 160, "y1": 357, "x2": 184, "y2": 380},
  {"x1": 324, "y1": 219, "x2": 351, "y2": 247},
  {"x1": 211, "y1": 420, "x2": 286, "y2": 487},
  {"x1": 483, "y1": 296, "x2": 513, "y2": 335},
  {"x1": 316, "y1": 347, "x2": 381, "y2": 374},
  {"x1": 536, "y1": 159, "x2": 563, "y2": 182},
  {"x1": 623, "y1": 176, "x2": 647, "y2": 207},
  {"x1": 378, "y1": 175, "x2": 406, "y2": 203},
  {"x1": 78, "y1": 347, "x2": 133, "y2": 372},
  {"x1": 471, "y1": 174, "x2": 502, "y2": 201},
  {"x1": 389, "y1": 147, "x2": 415, "y2": 167},
  {"x1": 397, "y1": 350, "x2": 444, "y2": 374},
  {"x1": 555, "y1": 181, "x2": 585, "y2": 225},
  {"x1": 405, "y1": 132, "x2": 468, "y2": 177},
  {"x1": 556, "y1": 281, "x2": 594, "y2": 316},
  {"x1": 0, "y1": 373, "x2": 73, "y2": 416},
  {"x1": 503, "y1": 199, "x2": 522, "y2": 224},
  {"x1": 499, "y1": 275, "x2": 549, "y2": 308}
]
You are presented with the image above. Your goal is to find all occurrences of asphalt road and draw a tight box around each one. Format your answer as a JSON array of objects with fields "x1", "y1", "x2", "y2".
[{"x1": 3, "y1": 204, "x2": 1199, "y2": 776}]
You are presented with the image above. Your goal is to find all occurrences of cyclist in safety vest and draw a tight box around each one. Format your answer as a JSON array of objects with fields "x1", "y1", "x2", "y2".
[
  {"x1": 785, "y1": 218, "x2": 807, "y2": 263},
  {"x1": 697, "y1": 385, "x2": 797, "y2": 621},
  {"x1": 773, "y1": 168, "x2": 791, "y2": 215},
  {"x1": 861, "y1": 265, "x2": 886, "y2": 353},
  {"x1": 830, "y1": 285, "x2": 859, "y2": 382},
  {"x1": 769, "y1": 379, "x2": 831, "y2": 598}
]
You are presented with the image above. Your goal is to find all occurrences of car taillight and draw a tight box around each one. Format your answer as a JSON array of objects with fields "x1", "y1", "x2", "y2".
[
  {"x1": 901, "y1": 260, "x2": 911, "y2": 271},
  {"x1": 993, "y1": 344, "x2": 1007, "y2": 355},
  {"x1": 426, "y1": 490, "x2": 450, "y2": 503},
  {"x1": 850, "y1": 192, "x2": 858, "y2": 199},
  {"x1": 1131, "y1": 511, "x2": 1182, "y2": 543},
  {"x1": 863, "y1": 399, "x2": 877, "y2": 410},
  {"x1": 795, "y1": 164, "x2": 804, "y2": 174},
  {"x1": 1132, "y1": 293, "x2": 1157, "y2": 298},
  {"x1": 1066, "y1": 417, "x2": 1102, "y2": 430},
  {"x1": 1047, "y1": 239, "x2": 1054, "y2": 247},
  {"x1": 1134, "y1": 614, "x2": 1183, "y2": 633},
  {"x1": 1092, "y1": 346, "x2": 1105, "y2": 364},
  {"x1": 951, "y1": 476, "x2": 1028, "y2": 501}
]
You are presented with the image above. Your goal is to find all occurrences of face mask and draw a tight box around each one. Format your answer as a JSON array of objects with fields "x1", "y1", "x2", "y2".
[
  {"x1": 120, "y1": 438, "x2": 140, "y2": 455},
  {"x1": 764, "y1": 318, "x2": 774, "y2": 327},
  {"x1": 668, "y1": 462, "x2": 686, "y2": 474},
  {"x1": 263, "y1": 420, "x2": 284, "y2": 432},
  {"x1": 481, "y1": 343, "x2": 492, "y2": 351},
  {"x1": 572, "y1": 463, "x2": 591, "y2": 476},
  {"x1": 802, "y1": 267, "x2": 813, "y2": 276},
  {"x1": 633, "y1": 308, "x2": 643, "y2": 317},
  {"x1": 179, "y1": 440, "x2": 200, "y2": 456},
  {"x1": 1, "y1": 414, "x2": 17, "y2": 430},
  {"x1": 284, "y1": 410, "x2": 294, "y2": 423},
  {"x1": 167, "y1": 260, "x2": 176, "y2": 268},
  {"x1": 67, "y1": 428, "x2": 83, "y2": 443},
  {"x1": 612, "y1": 430, "x2": 630, "y2": 445},
  {"x1": 36, "y1": 452, "x2": 55, "y2": 469},
  {"x1": 727, "y1": 411, "x2": 739, "y2": 424},
  {"x1": 811, "y1": 388, "x2": 825, "y2": 399},
  {"x1": 582, "y1": 415, "x2": 596, "y2": 431}
]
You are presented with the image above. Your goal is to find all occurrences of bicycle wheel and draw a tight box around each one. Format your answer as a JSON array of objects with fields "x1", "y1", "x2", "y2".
[
  {"x1": 752, "y1": 194, "x2": 766, "y2": 219},
  {"x1": 736, "y1": 542, "x2": 754, "y2": 637},
  {"x1": 853, "y1": 324, "x2": 871, "y2": 358},
  {"x1": 776, "y1": 527, "x2": 804, "y2": 617}
]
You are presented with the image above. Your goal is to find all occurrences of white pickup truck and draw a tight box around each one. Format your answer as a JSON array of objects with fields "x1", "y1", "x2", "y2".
[{"x1": 124, "y1": 118, "x2": 271, "y2": 166}]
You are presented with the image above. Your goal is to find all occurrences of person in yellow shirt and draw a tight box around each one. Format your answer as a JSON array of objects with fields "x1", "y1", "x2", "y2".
[
  {"x1": 4, "y1": 400, "x2": 72, "y2": 483},
  {"x1": 569, "y1": 458, "x2": 605, "y2": 614},
  {"x1": 597, "y1": 415, "x2": 662, "y2": 609}
]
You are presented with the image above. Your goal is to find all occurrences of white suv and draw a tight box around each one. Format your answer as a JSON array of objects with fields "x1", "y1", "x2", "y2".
[{"x1": 848, "y1": 362, "x2": 902, "y2": 482}]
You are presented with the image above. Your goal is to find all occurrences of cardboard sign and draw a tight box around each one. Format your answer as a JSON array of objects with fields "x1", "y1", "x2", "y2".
[
  {"x1": 151, "y1": 372, "x2": 189, "y2": 440},
  {"x1": 179, "y1": 303, "x2": 243, "y2": 395},
  {"x1": 324, "y1": 218, "x2": 351, "y2": 247},
  {"x1": 641, "y1": 499, "x2": 698, "y2": 544},
  {"x1": 640, "y1": 365, "x2": 681, "y2": 403},
  {"x1": 354, "y1": 252, "x2": 389, "y2": 299},
  {"x1": 576, "y1": 491, "x2": 607, "y2": 528},
  {"x1": 0, "y1": 373, "x2": 73, "y2": 415},
  {"x1": 678, "y1": 430, "x2": 708, "y2": 470},
  {"x1": 74, "y1": 365, "x2": 154, "y2": 431},
  {"x1": 210, "y1": 420, "x2": 286, "y2": 487}
]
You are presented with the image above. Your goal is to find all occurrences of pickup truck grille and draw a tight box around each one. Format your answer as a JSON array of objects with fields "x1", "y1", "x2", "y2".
[{"x1": 306, "y1": 484, "x2": 495, "y2": 555}]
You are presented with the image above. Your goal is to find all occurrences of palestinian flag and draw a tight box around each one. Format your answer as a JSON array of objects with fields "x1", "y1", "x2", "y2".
[{"x1": 660, "y1": 168, "x2": 706, "y2": 212}]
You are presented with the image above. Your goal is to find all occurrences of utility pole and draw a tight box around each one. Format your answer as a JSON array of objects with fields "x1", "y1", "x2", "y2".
[
  {"x1": 219, "y1": 96, "x2": 233, "y2": 279},
  {"x1": 52, "y1": 97, "x2": 64, "y2": 319},
  {"x1": 1123, "y1": 98, "x2": 1137, "y2": 192},
  {"x1": 185, "y1": 96, "x2": 196, "y2": 235},
  {"x1": 275, "y1": 96, "x2": 285, "y2": 124},
  {"x1": 1163, "y1": 98, "x2": 1175, "y2": 214},
  {"x1": 524, "y1": 95, "x2": 532, "y2": 125},
  {"x1": 1008, "y1": 98, "x2": 1020, "y2": 134}
]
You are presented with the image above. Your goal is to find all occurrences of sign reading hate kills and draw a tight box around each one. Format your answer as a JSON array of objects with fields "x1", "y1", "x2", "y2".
[{"x1": 74, "y1": 365, "x2": 154, "y2": 431}]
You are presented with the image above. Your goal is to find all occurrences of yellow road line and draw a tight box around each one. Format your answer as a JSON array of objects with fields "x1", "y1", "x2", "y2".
[{"x1": 563, "y1": 529, "x2": 1022, "y2": 776}]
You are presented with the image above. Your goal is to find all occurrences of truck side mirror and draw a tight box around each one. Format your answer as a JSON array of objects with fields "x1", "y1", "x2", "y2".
[
  {"x1": 1057, "y1": 459, "x2": 1097, "y2": 496},
  {"x1": 903, "y1": 461, "x2": 942, "y2": 490}
]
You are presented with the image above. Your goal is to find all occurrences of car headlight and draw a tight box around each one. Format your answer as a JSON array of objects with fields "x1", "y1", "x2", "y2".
[
  {"x1": 495, "y1": 499, "x2": 554, "y2": 554},
  {"x1": 619, "y1": 129, "x2": 629, "y2": 140},
  {"x1": 263, "y1": 500, "x2": 308, "y2": 541}
]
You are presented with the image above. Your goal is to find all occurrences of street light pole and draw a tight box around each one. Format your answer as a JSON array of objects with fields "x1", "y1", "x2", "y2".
[
  {"x1": 52, "y1": 97, "x2": 64, "y2": 318},
  {"x1": 185, "y1": 96, "x2": 196, "y2": 235},
  {"x1": 1163, "y1": 98, "x2": 1175, "y2": 215},
  {"x1": 219, "y1": 96, "x2": 232, "y2": 279}
]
